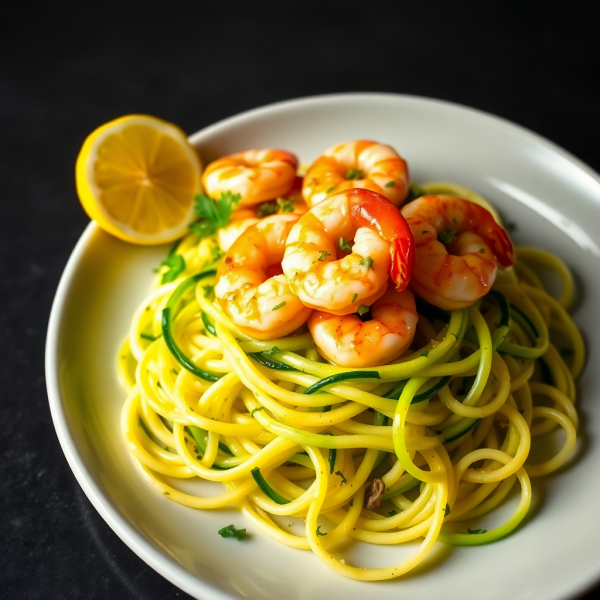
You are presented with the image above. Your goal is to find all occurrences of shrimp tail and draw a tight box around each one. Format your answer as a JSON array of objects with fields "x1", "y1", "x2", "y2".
[
  {"x1": 390, "y1": 237, "x2": 414, "y2": 292},
  {"x1": 488, "y1": 225, "x2": 515, "y2": 267}
]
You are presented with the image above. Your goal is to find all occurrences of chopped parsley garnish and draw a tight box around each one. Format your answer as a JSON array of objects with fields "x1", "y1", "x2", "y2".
[
  {"x1": 357, "y1": 305, "x2": 369, "y2": 316},
  {"x1": 385, "y1": 180, "x2": 396, "y2": 188},
  {"x1": 218, "y1": 524, "x2": 247, "y2": 540},
  {"x1": 444, "y1": 503, "x2": 451, "y2": 517},
  {"x1": 171, "y1": 369, "x2": 178, "y2": 376},
  {"x1": 421, "y1": 349, "x2": 431, "y2": 358},
  {"x1": 257, "y1": 201, "x2": 278, "y2": 217},
  {"x1": 467, "y1": 528, "x2": 487, "y2": 535},
  {"x1": 277, "y1": 197, "x2": 295, "y2": 213},
  {"x1": 347, "y1": 168, "x2": 364, "y2": 180},
  {"x1": 251, "y1": 407, "x2": 264, "y2": 415},
  {"x1": 352, "y1": 293, "x2": 358, "y2": 303},
  {"x1": 272, "y1": 301, "x2": 286, "y2": 311},
  {"x1": 316, "y1": 525, "x2": 326, "y2": 536},
  {"x1": 159, "y1": 254, "x2": 186, "y2": 284},
  {"x1": 262, "y1": 346, "x2": 281, "y2": 356},
  {"x1": 318, "y1": 250, "x2": 331, "y2": 261},
  {"x1": 388, "y1": 510, "x2": 399, "y2": 517},
  {"x1": 140, "y1": 332, "x2": 158, "y2": 342},
  {"x1": 326, "y1": 185, "x2": 336, "y2": 194},
  {"x1": 359, "y1": 256, "x2": 373, "y2": 269},
  {"x1": 338, "y1": 237, "x2": 352, "y2": 251},
  {"x1": 335, "y1": 470, "x2": 347, "y2": 484},
  {"x1": 189, "y1": 191, "x2": 241, "y2": 239},
  {"x1": 203, "y1": 284, "x2": 214, "y2": 298},
  {"x1": 438, "y1": 228, "x2": 456, "y2": 245},
  {"x1": 478, "y1": 248, "x2": 485, "y2": 253}
]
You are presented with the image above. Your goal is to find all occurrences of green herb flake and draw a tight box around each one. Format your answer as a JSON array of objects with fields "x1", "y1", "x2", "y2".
[
  {"x1": 140, "y1": 333, "x2": 157, "y2": 342},
  {"x1": 478, "y1": 248, "x2": 485, "y2": 253},
  {"x1": 349, "y1": 499, "x2": 354, "y2": 507},
  {"x1": 257, "y1": 201, "x2": 278, "y2": 217},
  {"x1": 171, "y1": 369, "x2": 178, "y2": 376},
  {"x1": 338, "y1": 237, "x2": 352, "y2": 251},
  {"x1": 352, "y1": 293, "x2": 358, "y2": 303},
  {"x1": 359, "y1": 256, "x2": 373, "y2": 269},
  {"x1": 357, "y1": 305, "x2": 369, "y2": 316},
  {"x1": 444, "y1": 503, "x2": 451, "y2": 517},
  {"x1": 203, "y1": 284, "x2": 214, "y2": 298},
  {"x1": 272, "y1": 301, "x2": 286, "y2": 312},
  {"x1": 388, "y1": 510, "x2": 399, "y2": 517},
  {"x1": 506, "y1": 222, "x2": 517, "y2": 233},
  {"x1": 189, "y1": 191, "x2": 242, "y2": 239},
  {"x1": 277, "y1": 197, "x2": 296, "y2": 213},
  {"x1": 318, "y1": 250, "x2": 331, "y2": 262},
  {"x1": 159, "y1": 254, "x2": 186, "y2": 284},
  {"x1": 316, "y1": 525, "x2": 326, "y2": 536},
  {"x1": 421, "y1": 349, "x2": 431, "y2": 358},
  {"x1": 251, "y1": 407, "x2": 264, "y2": 416},
  {"x1": 326, "y1": 186, "x2": 336, "y2": 194},
  {"x1": 335, "y1": 470, "x2": 347, "y2": 484},
  {"x1": 385, "y1": 180, "x2": 396, "y2": 188},
  {"x1": 438, "y1": 228, "x2": 456, "y2": 245},
  {"x1": 218, "y1": 524, "x2": 247, "y2": 540},
  {"x1": 467, "y1": 528, "x2": 487, "y2": 535},
  {"x1": 156, "y1": 381, "x2": 162, "y2": 389},
  {"x1": 347, "y1": 168, "x2": 364, "y2": 180},
  {"x1": 262, "y1": 346, "x2": 281, "y2": 356}
]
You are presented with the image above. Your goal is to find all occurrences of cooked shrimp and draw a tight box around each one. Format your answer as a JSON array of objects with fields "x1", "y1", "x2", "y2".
[
  {"x1": 215, "y1": 214, "x2": 312, "y2": 339},
  {"x1": 202, "y1": 149, "x2": 298, "y2": 208},
  {"x1": 217, "y1": 177, "x2": 309, "y2": 251},
  {"x1": 282, "y1": 188, "x2": 414, "y2": 315},
  {"x1": 302, "y1": 140, "x2": 409, "y2": 207},
  {"x1": 401, "y1": 195, "x2": 515, "y2": 310},
  {"x1": 309, "y1": 286, "x2": 418, "y2": 367}
]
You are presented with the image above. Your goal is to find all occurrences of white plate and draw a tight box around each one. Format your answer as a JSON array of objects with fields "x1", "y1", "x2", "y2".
[{"x1": 46, "y1": 94, "x2": 600, "y2": 600}]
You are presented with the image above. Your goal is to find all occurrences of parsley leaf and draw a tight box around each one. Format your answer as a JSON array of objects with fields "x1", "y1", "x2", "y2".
[
  {"x1": 159, "y1": 254, "x2": 186, "y2": 284},
  {"x1": 203, "y1": 284, "x2": 214, "y2": 298},
  {"x1": 352, "y1": 293, "x2": 358, "y2": 303},
  {"x1": 251, "y1": 407, "x2": 264, "y2": 415},
  {"x1": 438, "y1": 228, "x2": 456, "y2": 245},
  {"x1": 272, "y1": 301, "x2": 286, "y2": 311},
  {"x1": 140, "y1": 333, "x2": 159, "y2": 342},
  {"x1": 316, "y1": 525, "x2": 326, "y2": 536},
  {"x1": 257, "y1": 201, "x2": 278, "y2": 217},
  {"x1": 421, "y1": 349, "x2": 431, "y2": 358},
  {"x1": 445, "y1": 503, "x2": 451, "y2": 517},
  {"x1": 218, "y1": 524, "x2": 247, "y2": 540},
  {"x1": 347, "y1": 168, "x2": 364, "y2": 180},
  {"x1": 318, "y1": 250, "x2": 330, "y2": 261},
  {"x1": 467, "y1": 528, "x2": 487, "y2": 535},
  {"x1": 262, "y1": 346, "x2": 281, "y2": 356},
  {"x1": 357, "y1": 305, "x2": 369, "y2": 316},
  {"x1": 359, "y1": 256, "x2": 373, "y2": 269},
  {"x1": 388, "y1": 510, "x2": 398, "y2": 517},
  {"x1": 189, "y1": 191, "x2": 241, "y2": 239},
  {"x1": 478, "y1": 248, "x2": 485, "y2": 253},
  {"x1": 385, "y1": 180, "x2": 396, "y2": 188},
  {"x1": 338, "y1": 237, "x2": 352, "y2": 251},
  {"x1": 326, "y1": 185, "x2": 336, "y2": 194},
  {"x1": 277, "y1": 197, "x2": 295, "y2": 213}
]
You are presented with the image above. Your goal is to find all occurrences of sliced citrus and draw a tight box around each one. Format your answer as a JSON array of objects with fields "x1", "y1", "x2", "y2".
[{"x1": 76, "y1": 115, "x2": 202, "y2": 244}]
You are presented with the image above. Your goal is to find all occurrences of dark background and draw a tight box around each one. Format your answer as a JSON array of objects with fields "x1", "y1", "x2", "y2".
[{"x1": 1, "y1": 1, "x2": 599, "y2": 598}]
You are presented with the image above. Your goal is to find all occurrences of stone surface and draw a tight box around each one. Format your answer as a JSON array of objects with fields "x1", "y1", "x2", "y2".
[{"x1": 1, "y1": 1, "x2": 599, "y2": 598}]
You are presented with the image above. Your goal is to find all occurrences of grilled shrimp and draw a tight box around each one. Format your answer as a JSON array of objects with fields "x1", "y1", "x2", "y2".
[
  {"x1": 309, "y1": 286, "x2": 418, "y2": 367},
  {"x1": 281, "y1": 189, "x2": 414, "y2": 315},
  {"x1": 302, "y1": 140, "x2": 409, "y2": 207},
  {"x1": 202, "y1": 149, "x2": 298, "y2": 208},
  {"x1": 401, "y1": 195, "x2": 515, "y2": 310},
  {"x1": 215, "y1": 214, "x2": 312, "y2": 339}
]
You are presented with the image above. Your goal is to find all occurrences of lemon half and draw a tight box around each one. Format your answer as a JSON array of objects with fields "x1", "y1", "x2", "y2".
[{"x1": 76, "y1": 115, "x2": 202, "y2": 244}]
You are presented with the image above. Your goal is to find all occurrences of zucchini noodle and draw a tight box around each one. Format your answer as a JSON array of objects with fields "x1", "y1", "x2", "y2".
[{"x1": 117, "y1": 182, "x2": 585, "y2": 581}]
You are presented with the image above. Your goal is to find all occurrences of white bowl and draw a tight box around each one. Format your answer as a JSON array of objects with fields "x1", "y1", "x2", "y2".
[{"x1": 46, "y1": 93, "x2": 600, "y2": 600}]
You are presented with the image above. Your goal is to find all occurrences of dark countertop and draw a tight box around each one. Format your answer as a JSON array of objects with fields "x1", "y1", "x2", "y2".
[{"x1": 1, "y1": 1, "x2": 599, "y2": 598}]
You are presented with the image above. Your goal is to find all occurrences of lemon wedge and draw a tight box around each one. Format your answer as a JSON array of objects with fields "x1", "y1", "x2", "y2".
[{"x1": 76, "y1": 115, "x2": 202, "y2": 244}]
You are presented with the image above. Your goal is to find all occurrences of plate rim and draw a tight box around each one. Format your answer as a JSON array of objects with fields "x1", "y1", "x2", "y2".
[{"x1": 45, "y1": 92, "x2": 600, "y2": 600}]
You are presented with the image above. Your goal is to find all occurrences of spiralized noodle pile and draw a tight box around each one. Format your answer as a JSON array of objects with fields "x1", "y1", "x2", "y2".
[{"x1": 118, "y1": 181, "x2": 584, "y2": 581}]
